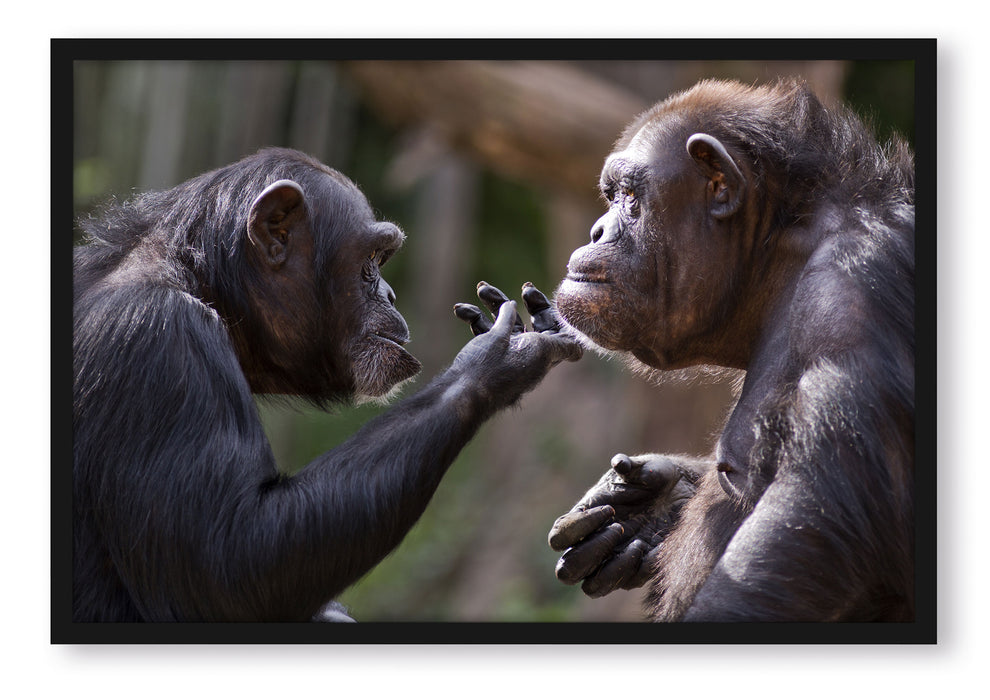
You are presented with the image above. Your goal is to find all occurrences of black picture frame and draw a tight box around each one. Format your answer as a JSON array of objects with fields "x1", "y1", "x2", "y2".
[{"x1": 52, "y1": 37, "x2": 937, "y2": 645}]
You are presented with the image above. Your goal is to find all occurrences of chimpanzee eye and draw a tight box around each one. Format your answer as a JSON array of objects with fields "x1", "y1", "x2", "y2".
[
  {"x1": 617, "y1": 185, "x2": 639, "y2": 218},
  {"x1": 363, "y1": 249, "x2": 394, "y2": 282},
  {"x1": 367, "y1": 250, "x2": 388, "y2": 268},
  {"x1": 379, "y1": 249, "x2": 396, "y2": 267},
  {"x1": 601, "y1": 182, "x2": 616, "y2": 202}
]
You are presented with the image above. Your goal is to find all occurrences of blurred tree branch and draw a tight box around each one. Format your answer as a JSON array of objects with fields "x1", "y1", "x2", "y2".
[{"x1": 343, "y1": 61, "x2": 648, "y2": 203}]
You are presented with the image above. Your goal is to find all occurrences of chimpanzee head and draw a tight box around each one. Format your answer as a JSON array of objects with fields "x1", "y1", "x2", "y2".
[
  {"x1": 189, "y1": 148, "x2": 422, "y2": 405},
  {"x1": 554, "y1": 81, "x2": 807, "y2": 373}
]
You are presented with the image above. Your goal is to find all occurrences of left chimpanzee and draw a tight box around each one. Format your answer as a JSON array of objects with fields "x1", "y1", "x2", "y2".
[{"x1": 73, "y1": 147, "x2": 582, "y2": 622}]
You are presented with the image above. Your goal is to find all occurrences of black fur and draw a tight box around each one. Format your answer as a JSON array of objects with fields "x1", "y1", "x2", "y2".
[{"x1": 73, "y1": 148, "x2": 579, "y2": 622}]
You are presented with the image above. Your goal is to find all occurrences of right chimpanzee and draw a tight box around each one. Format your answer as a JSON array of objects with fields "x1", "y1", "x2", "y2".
[
  {"x1": 73, "y1": 147, "x2": 581, "y2": 622},
  {"x1": 546, "y1": 79, "x2": 914, "y2": 621}
]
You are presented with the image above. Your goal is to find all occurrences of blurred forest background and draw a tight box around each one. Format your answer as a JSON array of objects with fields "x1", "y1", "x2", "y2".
[{"x1": 72, "y1": 58, "x2": 914, "y2": 622}]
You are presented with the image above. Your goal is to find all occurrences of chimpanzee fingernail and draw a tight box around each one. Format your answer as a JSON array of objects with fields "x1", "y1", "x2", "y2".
[
  {"x1": 611, "y1": 454, "x2": 633, "y2": 474},
  {"x1": 583, "y1": 578, "x2": 601, "y2": 596},
  {"x1": 453, "y1": 304, "x2": 478, "y2": 320},
  {"x1": 555, "y1": 556, "x2": 578, "y2": 584}
]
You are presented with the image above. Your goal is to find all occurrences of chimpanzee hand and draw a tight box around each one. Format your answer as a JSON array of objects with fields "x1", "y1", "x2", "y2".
[
  {"x1": 454, "y1": 281, "x2": 566, "y2": 335},
  {"x1": 548, "y1": 453, "x2": 699, "y2": 597},
  {"x1": 450, "y1": 282, "x2": 582, "y2": 409}
]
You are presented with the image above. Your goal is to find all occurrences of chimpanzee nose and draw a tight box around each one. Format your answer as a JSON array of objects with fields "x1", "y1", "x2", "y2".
[
  {"x1": 590, "y1": 221, "x2": 604, "y2": 244},
  {"x1": 590, "y1": 212, "x2": 620, "y2": 244},
  {"x1": 380, "y1": 279, "x2": 397, "y2": 306}
]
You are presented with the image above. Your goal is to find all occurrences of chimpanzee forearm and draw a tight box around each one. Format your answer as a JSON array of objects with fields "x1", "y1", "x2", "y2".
[
  {"x1": 200, "y1": 297, "x2": 577, "y2": 621},
  {"x1": 271, "y1": 368, "x2": 500, "y2": 607}
]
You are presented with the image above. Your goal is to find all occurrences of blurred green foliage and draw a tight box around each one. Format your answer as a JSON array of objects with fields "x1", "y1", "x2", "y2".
[{"x1": 844, "y1": 60, "x2": 915, "y2": 147}]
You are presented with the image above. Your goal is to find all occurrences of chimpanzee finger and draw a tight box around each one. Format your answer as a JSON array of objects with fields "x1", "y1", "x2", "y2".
[
  {"x1": 476, "y1": 280, "x2": 510, "y2": 313},
  {"x1": 548, "y1": 504, "x2": 614, "y2": 551},
  {"x1": 476, "y1": 281, "x2": 526, "y2": 332},
  {"x1": 488, "y1": 300, "x2": 519, "y2": 340},
  {"x1": 611, "y1": 453, "x2": 677, "y2": 491},
  {"x1": 581, "y1": 538, "x2": 650, "y2": 598},
  {"x1": 453, "y1": 303, "x2": 494, "y2": 336},
  {"x1": 521, "y1": 282, "x2": 558, "y2": 333},
  {"x1": 579, "y1": 479, "x2": 657, "y2": 511},
  {"x1": 554, "y1": 522, "x2": 627, "y2": 585},
  {"x1": 623, "y1": 543, "x2": 662, "y2": 590},
  {"x1": 611, "y1": 453, "x2": 635, "y2": 475}
]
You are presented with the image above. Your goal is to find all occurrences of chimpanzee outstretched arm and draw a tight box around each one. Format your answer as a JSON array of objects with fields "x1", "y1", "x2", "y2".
[
  {"x1": 283, "y1": 295, "x2": 580, "y2": 603},
  {"x1": 74, "y1": 283, "x2": 580, "y2": 622}
]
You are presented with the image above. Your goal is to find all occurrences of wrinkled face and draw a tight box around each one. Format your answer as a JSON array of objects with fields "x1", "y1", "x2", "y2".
[
  {"x1": 555, "y1": 120, "x2": 746, "y2": 370},
  {"x1": 314, "y1": 180, "x2": 422, "y2": 401},
  {"x1": 243, "y1": 170, "x2": 421, "y2": 403}
]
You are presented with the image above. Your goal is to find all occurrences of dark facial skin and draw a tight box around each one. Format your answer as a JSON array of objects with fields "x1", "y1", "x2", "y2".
[
  {"x1": 555, "y1": 121, "x2": 778, "y2": 371},
  {"x1": 313, "y1": 189, "x2": 422, "y2": 400},
  {"x1": 237, "y1": 175, "x2": 421, "y2": 401}
]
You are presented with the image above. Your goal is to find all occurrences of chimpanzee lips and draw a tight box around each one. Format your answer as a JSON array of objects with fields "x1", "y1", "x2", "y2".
[
  {"x1": 372, "y1": 332, "x2": 420, "y2": 372},
  {"x1": 565, "y1": 270, "x2": 610, "y2": 284},
  {"x1": 372, "y1": 333, "x2": 408, "y2": 348}
]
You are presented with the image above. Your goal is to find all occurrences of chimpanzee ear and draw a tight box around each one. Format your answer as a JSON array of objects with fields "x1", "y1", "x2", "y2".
[
  {"x1": 686, "y1": 133, "x2": 746, "y2": 220},
  {"x1": 247, "y1": 179, "x2": 308, "y2": 270}
]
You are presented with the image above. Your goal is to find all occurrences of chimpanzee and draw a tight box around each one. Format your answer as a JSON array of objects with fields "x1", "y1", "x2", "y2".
[
  {"x1": 544, "y1": 79, "x2": 914, "y2": 621},
  {"x1": 73, "y1": 147, "x2": 582, "y2": 622}
]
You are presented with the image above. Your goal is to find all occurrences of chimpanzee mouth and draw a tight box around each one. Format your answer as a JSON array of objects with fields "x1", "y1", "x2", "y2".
[
  {"x1": 372, "y1": 333, "x2": 409, "y2": 349},
  {"x1": 365, "y1": 333, "x2": 422, "y2": 376},
  {"x1": 565, "y1": 271, "x2": 610, "y2": 285}
]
